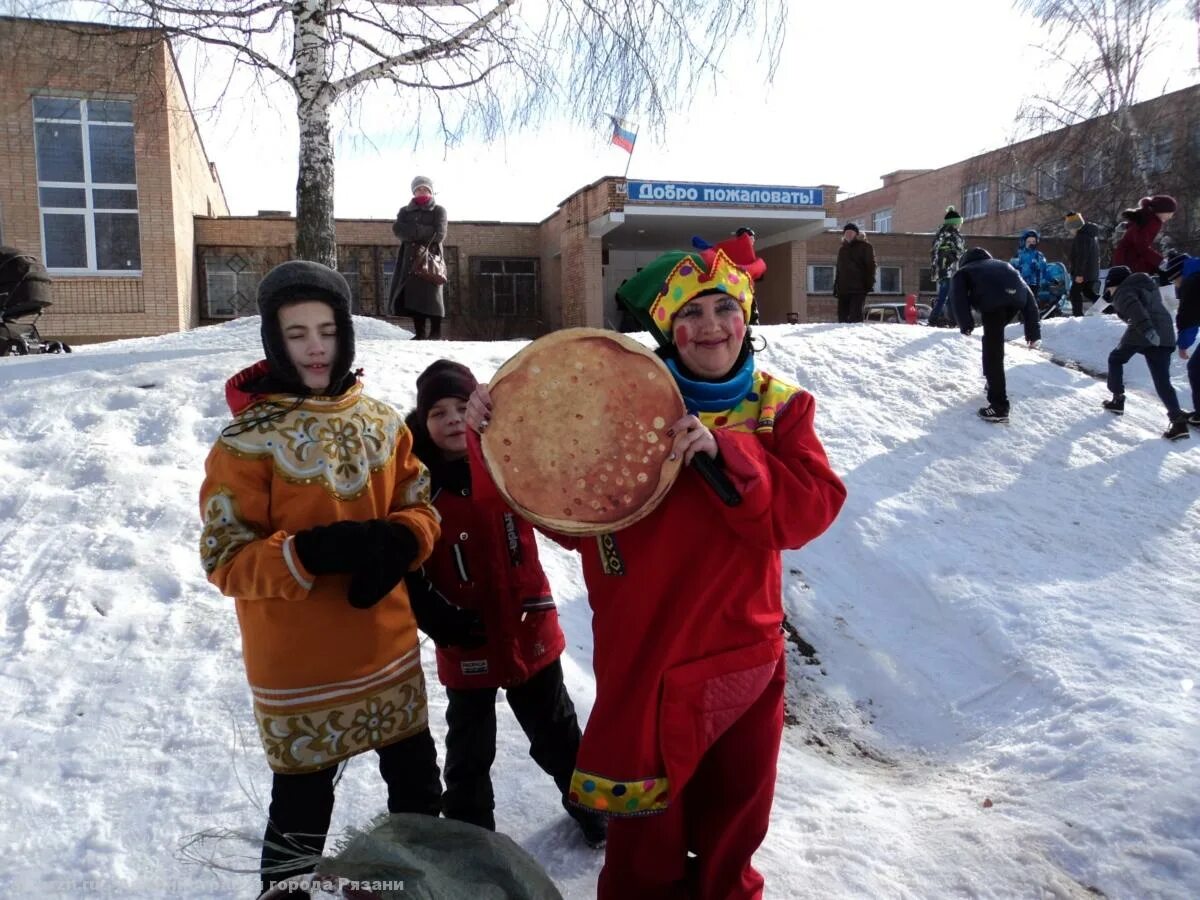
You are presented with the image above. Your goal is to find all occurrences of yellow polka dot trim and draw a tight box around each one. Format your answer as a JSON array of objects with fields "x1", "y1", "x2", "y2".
[{"x1": 569, "y1": 768, "x2": 670, "y2": 816}]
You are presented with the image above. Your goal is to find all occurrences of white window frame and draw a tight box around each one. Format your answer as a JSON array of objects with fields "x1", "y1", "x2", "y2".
[
  {"x1": 963, "y1": 182, "x2": 989, "y2": 219},
  {"x1": 998, "y1": 174, "x2": 1026, "y2": 211},
  {"x1": 1037, "y1": 159, "x2": 1068, "y2": 200},
  {"x1": 33, "y1": 96, "x2": 141, "y2": 275},
  {"x1": 807, "y1": 264, "x2": 834, "y2": 293},
  {"x1": 204, "y1": 254, "x2": 260, "y2": 319},
  {"x1": 873, "y1": 265, "x2": 902, "y2": 294},
  {"x1": 872, "y1": 208, "x2": 893, "y2": 233}
]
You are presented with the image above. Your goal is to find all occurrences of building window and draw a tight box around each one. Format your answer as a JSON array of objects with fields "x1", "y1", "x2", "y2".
[
  {"x1": 919, "y1": 268, "x2": 938, "y2": 293},
  {"x1": 872, "y1": 208, "x2": 893, "y2": 233},
  {"x1": 874, "y1": 266, "x2": 902, "y2": 294},
  {"x1": 33, "y1": 96, "x2": 140, "y2": 272},
  {"x1": 336, "y1": 251, "x2": 360, "y2": 314},
  {"x1": 1139, "y1": 130, "x2": 1173, "y2": 173},
  {"x1": 1037, "y1": 159, "x2": 1067, "y2": 200},
  {"x1": 963, "y1": 181, "x2": 989, "y2": 219},
  {"x1": 1081, "y1": 152, "x2": 1107, "y2": 190},
  {"x1": 204, "y1": 254, "x2": 259, "y2": 318},
  {"x1": 807, "y1": 264, "x2": 834, "y2": 293},
  {"x1": 472, "y1": 257, "x2": 538, "y2": 317},
  {"x1": 998, "y1": 174, "x2": 1026, "y2": 211}
]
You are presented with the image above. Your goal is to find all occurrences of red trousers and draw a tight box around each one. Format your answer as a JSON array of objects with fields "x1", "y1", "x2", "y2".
[{"x1": 597, "y1": 654, "x2": 786, "y2": 900}]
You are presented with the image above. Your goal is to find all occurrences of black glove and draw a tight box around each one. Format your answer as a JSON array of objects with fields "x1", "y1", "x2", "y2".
[
  {"x1": 406, "y1": 575, "x2": 487, "y2": 648},
  {"x1": 293, "y1": 520, "x2": 374, "y2": 575},
  {"x1": 346, "y1": 521, "x2": 419, "y2": 609}
]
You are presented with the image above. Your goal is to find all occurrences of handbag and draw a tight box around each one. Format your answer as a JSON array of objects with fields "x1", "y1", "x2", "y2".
[{"x1": 411, "y1": 242, "x2": 447, "y2": 285}]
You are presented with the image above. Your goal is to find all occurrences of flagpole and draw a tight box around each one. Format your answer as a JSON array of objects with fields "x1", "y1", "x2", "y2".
[{"x1": 622, "y1": 143, "x2": 635, "y2": 180}]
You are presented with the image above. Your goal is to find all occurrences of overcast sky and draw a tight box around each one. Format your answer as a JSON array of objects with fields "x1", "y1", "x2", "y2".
[{"x1": 176, "y1": 0, "x2": 1199, "y2": 223}]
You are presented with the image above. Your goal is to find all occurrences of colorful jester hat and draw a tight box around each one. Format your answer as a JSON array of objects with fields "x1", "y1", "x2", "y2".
[{"x1": 617, "y1": 232, "x2": 766, "y2": 343}]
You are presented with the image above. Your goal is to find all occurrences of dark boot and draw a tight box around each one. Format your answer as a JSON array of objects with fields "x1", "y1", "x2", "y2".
[
  {"x1": 1164, "y1": 414, "x2": 1190, "y2": 441},
  {"x1": 1103, "y1": 394, "x2": 1125, "y2": 415}
]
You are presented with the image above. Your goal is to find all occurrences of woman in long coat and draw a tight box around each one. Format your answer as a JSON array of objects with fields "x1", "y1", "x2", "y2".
[{"x1": 388, "y1": 175, "x2": 448, "y2": 339}]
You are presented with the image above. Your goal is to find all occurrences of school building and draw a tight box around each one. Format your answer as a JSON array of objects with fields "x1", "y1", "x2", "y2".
[{"x1": 2, "y1": 16, "x2": 1196, "y2": 345}]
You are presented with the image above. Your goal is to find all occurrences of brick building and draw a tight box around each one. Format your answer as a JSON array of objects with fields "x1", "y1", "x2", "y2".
[
  {"x1": 0, "y1": 16, "x2": 228, "y2": 344},
  {"x1": 4, "y1": 16, "x2": 1191, "y2": 346}
]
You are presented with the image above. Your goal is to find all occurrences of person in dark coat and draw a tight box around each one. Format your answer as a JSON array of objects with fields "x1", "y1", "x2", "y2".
[
  {"x1": 404, "y1": 360, "x2": 607, "y2": 848},
  {"x1": 833, "y1": 223, "x2": 877, "y2": 323},
  {"x1": 929, "y1": 206, "x2": 966, "y2": 327},
  {"x1": 1064, "y1": 211, "x2": 1100, "y2": 316},
  {"x1": 950, "y1": 247, "x2": 1040, "y2": 423},
  {"x1": 388, "y1": 175, "x2": 448, "y2": 339},
  {"x1": 1100, "y1": 265, "x2": 1190, "y2": 441},
  {"x1": 1112, "y1": 194, "x2": 1176, "y2": 275}
]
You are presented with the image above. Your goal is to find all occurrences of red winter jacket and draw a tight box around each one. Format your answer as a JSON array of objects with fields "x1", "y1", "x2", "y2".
[
  {"x1": 415, "y1": 454, "x2": 564, "y2": 691},
  {"x1": 531, "y1": 383, "x2": 847, "y2": 817},
  {"x1": 1112, "y1": 213, "x2": 1164, "y2": 274}
]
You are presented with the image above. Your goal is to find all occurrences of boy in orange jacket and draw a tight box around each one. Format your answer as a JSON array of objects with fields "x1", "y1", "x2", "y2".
[{"x1": 199, "y1": 261, "x2": 443, "y2": 897}]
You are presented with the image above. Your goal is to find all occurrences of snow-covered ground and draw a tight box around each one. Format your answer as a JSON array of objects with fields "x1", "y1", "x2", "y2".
[{"x1": 0, "y1": 315, "x2": 1197, "y2": 899}]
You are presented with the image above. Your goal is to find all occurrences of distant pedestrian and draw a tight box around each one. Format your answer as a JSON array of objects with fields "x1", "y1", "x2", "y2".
[
  {"x1": 1112, "y1": 194, "x2": 1176, "y2": 275},
  {"x1": 389, "y1": 175, "x2": 448, "y2": 339},
  {"x1": 929, "y1": 207, "x2": 966, "y2": 327},
  {"x1": 833, "y1": 223, "x2": 876, "y2": 323},
  {"x1": 950, "y1": 248, "x2": 1040, "y2": 423},
  {"x1": 1064, "y1": 211, "x2": 1100, "y2": 317},
  {"x1": 1100, "y1": 264, "x2": 1190, "y2": 441}
]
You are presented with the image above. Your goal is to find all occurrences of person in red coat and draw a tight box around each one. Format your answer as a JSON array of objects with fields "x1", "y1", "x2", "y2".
[
  {"x1": 403, "y1": 360, "x2": 607, "y2": 848},
  {"x1": 1112, "y1": 194, "x2": 1176, "y2": 274},
  {"x1": 466, "y1": 234, "x2": 847, "y2": 900}
]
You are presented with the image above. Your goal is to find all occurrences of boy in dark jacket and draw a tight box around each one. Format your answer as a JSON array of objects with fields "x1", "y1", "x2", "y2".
[
  {"x1": 1064, "y1": 212, "x2": 1100, "y2": 317},
  {"x1": 1100, "y1": 265, "x2": 1190, "y2": 441},
  {"x1": 1160, "y1": 254, "x2": 1200, "y2": 429},
  {"x1": 404, "y1": 360, "x2": 607, "y2": 848},
  {"x1": 950, "y1": 248, "x2": 1040, "y2": 423},
  {"x1": 929, "y1": 206, "x2": 966, "y2": 327}
]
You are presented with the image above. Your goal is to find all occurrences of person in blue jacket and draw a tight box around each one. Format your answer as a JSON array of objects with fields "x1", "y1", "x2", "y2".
[
  {"x1": 1010, "y1": 229, "x2": 1049, "y2": 299},
  {"x1": 950, "y1": 248, "x2": 1040, "y2": 423}
]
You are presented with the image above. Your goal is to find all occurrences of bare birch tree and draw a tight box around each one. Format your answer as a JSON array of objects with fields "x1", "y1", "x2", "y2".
[{"x1": 25, "y1": 0, "x2": 785, "y2": 266}]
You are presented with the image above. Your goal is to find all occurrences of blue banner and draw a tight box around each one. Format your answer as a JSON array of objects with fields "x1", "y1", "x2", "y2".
[{"x1": 625, "y1": 180, "x2": 823, "y2": 208}]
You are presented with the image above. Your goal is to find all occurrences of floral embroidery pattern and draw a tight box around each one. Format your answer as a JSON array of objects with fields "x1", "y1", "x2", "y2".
[
  {"x1": 256, "y1": 677, "x2": 426, "y2": 773},
  {"x1": 200, "y1": 490, "x2": 261, "y2": 574},
  {"x1": 220, "y1": 390, "x2": 401, "y2": 500}
]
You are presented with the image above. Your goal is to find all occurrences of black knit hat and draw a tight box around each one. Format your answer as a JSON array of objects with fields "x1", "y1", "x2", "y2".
[
  {"x1": 1104, "y1": 265, "x2": 1132, "y2": 292},
  {"x1": 416, "y1": 359, "x2": 477, "y2": 422},
  {"x1": 256, "y1": 260, "x2": 355, "y2": 395},
  {"x1": 842, "y1": 222, "x2": 860, "y2": 234}
]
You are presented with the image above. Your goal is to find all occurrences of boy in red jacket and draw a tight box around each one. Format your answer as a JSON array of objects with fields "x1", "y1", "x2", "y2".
[{"x1": 404, "y1": 360, "x2": 607, "y2": 848}]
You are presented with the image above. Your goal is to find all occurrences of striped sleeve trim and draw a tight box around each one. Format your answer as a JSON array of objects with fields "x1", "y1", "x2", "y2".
[{"x1": 282, "y1": 536, "x2": 314, "y2": 591}]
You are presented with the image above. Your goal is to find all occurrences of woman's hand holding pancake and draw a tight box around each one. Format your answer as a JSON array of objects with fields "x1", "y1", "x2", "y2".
[{"x1": 667, "y1": 414, "x2": 717, "y2": 465}]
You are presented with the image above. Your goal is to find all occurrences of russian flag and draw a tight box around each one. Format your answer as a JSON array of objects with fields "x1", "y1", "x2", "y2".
[{"x1": 610, "y1": 115, "x2": 637, "y2": 153}]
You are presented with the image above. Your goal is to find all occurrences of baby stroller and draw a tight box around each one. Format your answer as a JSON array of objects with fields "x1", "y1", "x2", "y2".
[
  {"x1": 1035, "y1": 260, "x2": 1070, "y2": 319},
  {"x1": 0, "y1": 246, "x2": 70, "y2": 355}
]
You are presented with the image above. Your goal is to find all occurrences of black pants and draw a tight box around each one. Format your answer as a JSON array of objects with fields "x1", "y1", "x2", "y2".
[
  {"x1": 1069, "y1": 280, "x2": 1098, "y2": 317},
  {"x1": 410, "y1": 313, "x2": 442, "y2": 340},
  {"x1": 1107, "y1": 344, "x2": 1182, "y2": 417},
  {"x1": 836, "y1": 292, "x2": 867, "y2": 323},
  {"x1": 981, "y1": 308, "x2": 1013, "y2": 412},
  {"x1": 442, "y1": 658, "x2": 583, "y2": 831},
  {"x1": 260, "y1": 729, "x2": 441, "y2": 895}
]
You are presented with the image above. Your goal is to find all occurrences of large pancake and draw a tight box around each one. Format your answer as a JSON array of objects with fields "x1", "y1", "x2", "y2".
[{"x1": 482, "y1": 328, "x2": 685, "y2": 535}]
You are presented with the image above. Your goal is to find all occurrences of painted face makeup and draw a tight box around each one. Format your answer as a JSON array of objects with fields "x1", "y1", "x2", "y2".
[{"x1": 672, "y1": 293, "x2": 746, "y2": 378}]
